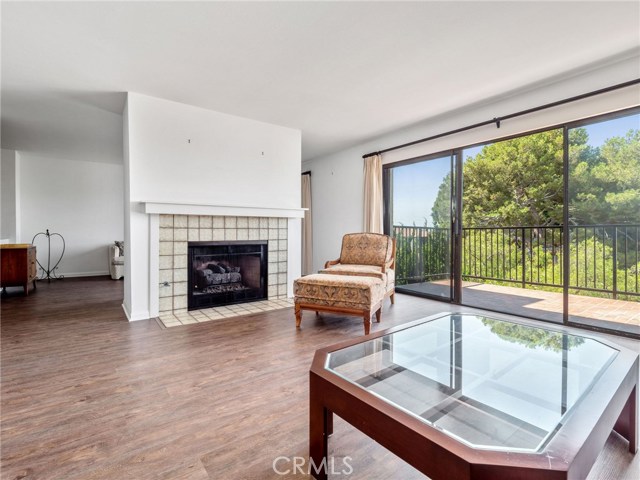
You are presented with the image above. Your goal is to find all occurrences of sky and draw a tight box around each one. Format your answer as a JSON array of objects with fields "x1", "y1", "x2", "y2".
[
  {"x1": 391, "y1": 156, "x2": 450, "y2": 227},
  {"x1": 391, "y1": 112, "x2": 639, "y2": 227}
]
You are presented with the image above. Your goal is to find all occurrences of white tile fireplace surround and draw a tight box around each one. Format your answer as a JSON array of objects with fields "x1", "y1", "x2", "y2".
[
  {"x1": 158, "y1": 214, "x2": 289, "y2": 314},
  {"x1": 141, "y1": 201, "x2": 305, "y2": 318}
]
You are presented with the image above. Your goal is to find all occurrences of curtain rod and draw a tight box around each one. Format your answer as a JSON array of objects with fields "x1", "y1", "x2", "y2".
[
  {"x1": 301, "y1": 170, "x2": 311, "y2": 176},
  {"x1": 362, "y1": 78, "x2": 640, "y2": 159}
]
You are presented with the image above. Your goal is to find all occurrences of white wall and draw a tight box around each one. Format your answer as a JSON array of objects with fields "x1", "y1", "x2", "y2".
[
  {"x1": 303, "y1": 55, "x2": 640, "y2": 273},
  {"x1": 18, "y1": 154, "x2": 124, "y2": 277},
  {"x1": 301, "y1": 146, "x2": 364, "y2": 272},
  {"x1": 1, "y1": 149, "x2": 20, "y2": 242},
  {"x1": 124, "y1": 93, "x2": 302, "y2": 321}
]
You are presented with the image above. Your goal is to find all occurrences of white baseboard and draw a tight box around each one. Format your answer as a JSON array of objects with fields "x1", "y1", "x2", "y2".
[
  {"x1": 122, "y1": 303, "x2": 151, "y2": 322},
  {"x1": 47, "y1": 271, "x2": 110, "y2": 278}
]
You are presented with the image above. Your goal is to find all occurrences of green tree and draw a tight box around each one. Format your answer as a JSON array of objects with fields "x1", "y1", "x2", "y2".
[
  {"x1": 431, "y1": 127, "x2": 640, "y2": 227},
  {"x1": 431, "y1": 130, "x2": 569, "y2": 229},
  {"x1": 462, "y1": 130, "x2": 564, "y2": 227},
  {"x1": 417, "y1": 125, "x2": 640, "y2": 302},
  {"x1": 431, "y1": 173, "x2": 451, "y2": 228},
  {"x1": 481, "y1": 318, "x2": 584, "y2": 352},
  {"x1": 569, "y1": 129, "x2": 640, "y2": 224}
]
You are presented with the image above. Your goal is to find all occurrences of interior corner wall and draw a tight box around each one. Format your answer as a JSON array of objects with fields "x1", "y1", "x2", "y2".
[
  {"x1": 18, "y1": 154, "x2": 124, "y2": 277},
  {"x1": 124, "y1": 92, "x2": 302, "y2": 321},
  {"x1": 301, "y1": 149, "x2": 363, "y2": 273},
  {"x1": 122, "y1": 99, "x2": 133, "y2": 318},
  {"x1": 303, "y1": 55, "x2": 640, "y2": 274},
  {"x1": 1, "y1": 149, "x2": 19, "y2": 243}
]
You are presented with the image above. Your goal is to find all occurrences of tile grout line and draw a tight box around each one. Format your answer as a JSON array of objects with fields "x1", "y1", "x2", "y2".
[{"x1": 158, "y1": 300, "x2": 293, "y2": 328}]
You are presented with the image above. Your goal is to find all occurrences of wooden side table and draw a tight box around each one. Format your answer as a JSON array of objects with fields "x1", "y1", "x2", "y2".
[{"x1": 1, "y1": 244, "x2": 37, "y2": 295}]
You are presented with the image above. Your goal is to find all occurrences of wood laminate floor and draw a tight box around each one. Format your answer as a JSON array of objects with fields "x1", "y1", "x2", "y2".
[{"x1": 1, "y1": 277, "x2": 638, "y2": 479}]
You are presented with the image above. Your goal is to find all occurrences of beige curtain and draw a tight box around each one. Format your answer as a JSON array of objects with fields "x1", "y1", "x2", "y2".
[
  {"x1": 363, "y1": 154, "x2": 383, "y2": 233},
  {"x1": 301, "y1": 173, "x2": 313, "y2": 275}
]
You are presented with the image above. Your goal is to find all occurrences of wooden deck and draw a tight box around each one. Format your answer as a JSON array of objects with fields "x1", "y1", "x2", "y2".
[{"x1": 399, "y1": 281, "x2": 640, "y2": 334}]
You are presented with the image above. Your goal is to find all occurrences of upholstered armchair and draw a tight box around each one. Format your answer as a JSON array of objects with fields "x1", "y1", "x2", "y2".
[
  {"x1": 319, "y1": 232, "x2": 396, "y2": 303},
  {"x1": 109, "y1": 242, "x2": 124, "y2": 280}
]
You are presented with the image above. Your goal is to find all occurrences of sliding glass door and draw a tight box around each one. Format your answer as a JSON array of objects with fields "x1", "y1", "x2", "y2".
[
  {"x1": 382, "y1": 107, "x2": 639, "y2": 338},
  {"x1": 460, "y1": 130, "x2": 564, "y2": 324},
  {"x1": 383, "y1": 153, "x2": 455, "y2": 300},
  {"x1": 567, "y1": 112, "x2": 640, "y2": 334}
]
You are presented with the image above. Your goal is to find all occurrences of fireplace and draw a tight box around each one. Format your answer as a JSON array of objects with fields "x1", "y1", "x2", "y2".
[
  {"x1": 157, "y1": 214, "x2": 292, "y2": 315},
  {"x1": 188, "y1": 241, "x2": 268, "y2": 310}
]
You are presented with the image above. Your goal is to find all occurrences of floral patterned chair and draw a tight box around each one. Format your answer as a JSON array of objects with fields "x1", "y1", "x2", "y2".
[
  {"x1": 320, "y1": 232, "x2": 395, "y2": 304},
  {"x1": 294, "y1": 233, "x2": 395, "y2": 335}
]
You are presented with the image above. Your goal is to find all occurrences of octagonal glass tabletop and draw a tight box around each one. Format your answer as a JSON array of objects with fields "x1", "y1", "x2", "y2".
[{"x1": 326, "y1": 313, "x2": 618, "y2": 452}]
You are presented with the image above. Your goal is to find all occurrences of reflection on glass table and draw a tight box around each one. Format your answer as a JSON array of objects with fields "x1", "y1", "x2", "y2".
[{"x1": 326, "y1": 314, "x2": 618, "y2": 452}]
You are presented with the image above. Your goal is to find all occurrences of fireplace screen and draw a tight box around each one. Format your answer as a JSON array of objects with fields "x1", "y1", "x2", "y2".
[{"x1": 188, "y1": 241, "x2": 267, "y2": 310}]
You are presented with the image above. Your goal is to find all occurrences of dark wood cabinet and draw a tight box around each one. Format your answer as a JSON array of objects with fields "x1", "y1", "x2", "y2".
[{"x1": 1, "y1": 244, "x2": 37, "y2": 295}]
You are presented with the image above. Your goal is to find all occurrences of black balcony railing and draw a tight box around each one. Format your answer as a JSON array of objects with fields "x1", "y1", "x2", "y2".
[{"x1": 392, "y1": 224, "x2": 640, "y2": 299}]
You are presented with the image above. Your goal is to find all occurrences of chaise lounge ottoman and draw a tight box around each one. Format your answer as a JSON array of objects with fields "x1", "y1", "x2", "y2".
[{"x1": 294, "y1": 273, "x2": 385, "y2": 335}]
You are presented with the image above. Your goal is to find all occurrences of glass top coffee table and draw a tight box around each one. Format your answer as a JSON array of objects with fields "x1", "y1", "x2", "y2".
[{"x1": 309, "y1": 313, "x2": 638, "y2": 479}]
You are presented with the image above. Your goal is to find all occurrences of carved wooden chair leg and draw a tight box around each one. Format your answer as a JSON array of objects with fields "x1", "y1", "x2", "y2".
[
  {"x1": 390, "y1": 292, "x2": 395, "y2": 305},
  {"x1": 295, "y1": 304, "x2": 302, "y2": 328},
  {"x1": 375, "y1": 308, "x2": 381, "y2": 323},
  {"x1": 363, "y1": 314, "x2": 371, "y2": 335}
]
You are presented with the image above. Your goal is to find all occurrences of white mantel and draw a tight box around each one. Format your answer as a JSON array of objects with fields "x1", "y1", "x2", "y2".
[{"x1": 141, "y1": 201, "x2": 306, "y2": 218}]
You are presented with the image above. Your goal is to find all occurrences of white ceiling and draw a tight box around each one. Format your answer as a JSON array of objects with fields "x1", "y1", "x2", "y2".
[{"x1": 2, "y1": 1, "x2": 639, "y2": 163}]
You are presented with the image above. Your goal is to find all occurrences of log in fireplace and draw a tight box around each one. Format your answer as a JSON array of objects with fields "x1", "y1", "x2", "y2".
[{"x1": 187, "y1": 241, "x2": 267, "y2": 310}]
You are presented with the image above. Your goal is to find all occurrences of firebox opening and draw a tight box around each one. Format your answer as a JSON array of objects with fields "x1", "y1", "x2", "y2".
[{"x1": 188, "y1": 241, "x2": 267, "y2": 310}]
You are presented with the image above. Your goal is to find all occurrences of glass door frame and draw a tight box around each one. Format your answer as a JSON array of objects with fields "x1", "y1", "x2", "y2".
[
  {"x1": 563, "y1": 108, "x2": 640, "y2": 336},
  {"x1": 382, "y1": 151, "x2": 459, "y2": 302}
]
